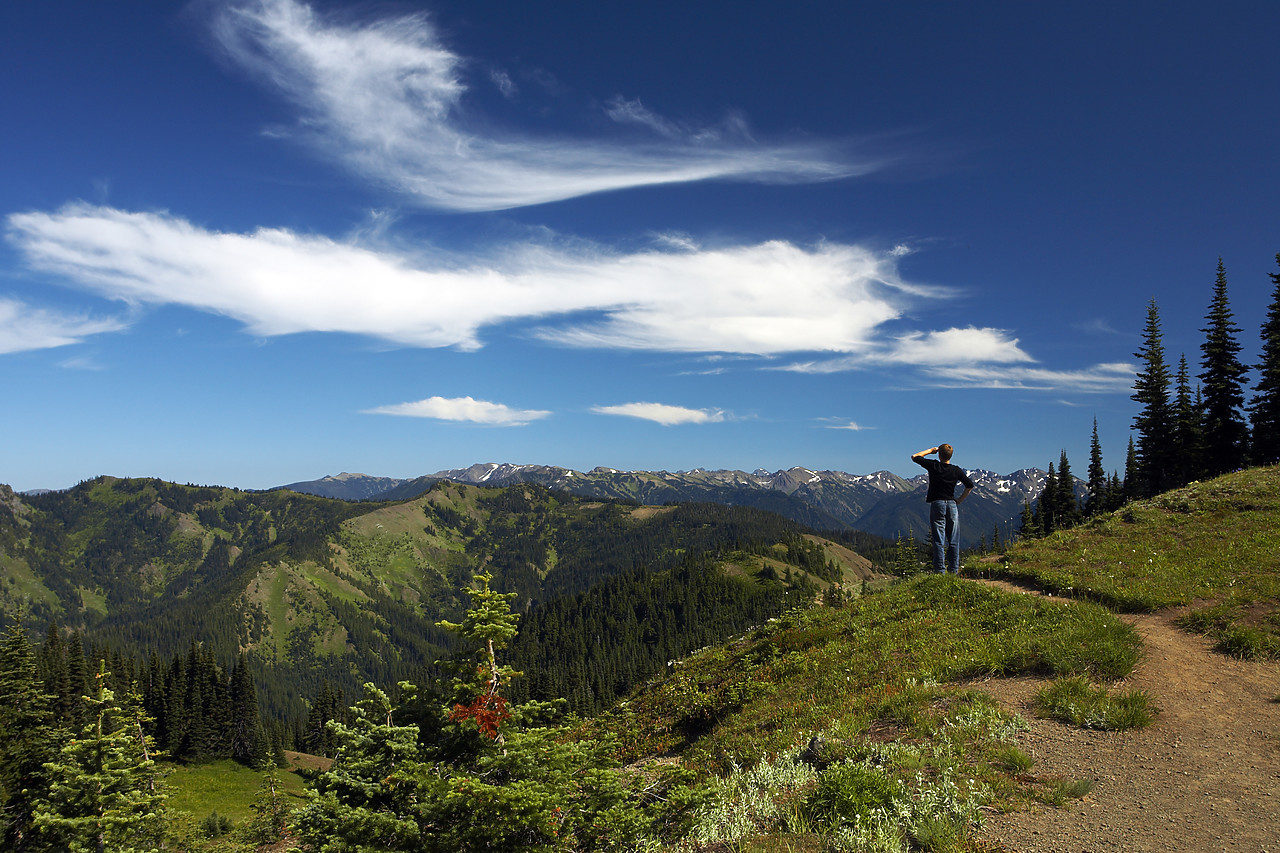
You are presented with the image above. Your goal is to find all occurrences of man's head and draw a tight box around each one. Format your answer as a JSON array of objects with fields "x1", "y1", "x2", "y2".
[{"x1": 938, "y1": 443, "x2": 954, "y2": 462}]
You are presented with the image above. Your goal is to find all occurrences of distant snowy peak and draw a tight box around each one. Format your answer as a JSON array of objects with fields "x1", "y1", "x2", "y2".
[{"x1": 967, "y1": 468, "x2": 1049, "y2": 497}]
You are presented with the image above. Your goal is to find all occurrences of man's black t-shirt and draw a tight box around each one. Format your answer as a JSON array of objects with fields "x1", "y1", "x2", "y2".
[{"x1": 913, "y1": 457, "x2": 975, "y2": 502}]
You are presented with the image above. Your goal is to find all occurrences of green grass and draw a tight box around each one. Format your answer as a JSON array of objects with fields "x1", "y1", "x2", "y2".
[
  {"x1": 576, "y1": 573, "x2": 1145, "y2": 850},
  {"x1": 0, "y1": 553, "x2": 60, "y2": 611},
  {"x1": 590, "y1": 575, "x2": 1141, "y2": 775},
  {"x1": 1035, "y1": 675, "x2": 1155, "y2": 730},
  {"x1": 76, "y1": 585, "x2": 108, "y2": 617},
  {"x1": 994, "y1": 467, "x2": 1280, "y2": 658},
  {"x1": 163, "y1": 760, "x2": 308, "y2": 825}
]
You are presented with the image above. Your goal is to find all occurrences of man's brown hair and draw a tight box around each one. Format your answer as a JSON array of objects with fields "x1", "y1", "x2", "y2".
[{"x1": 938, "y1": 443, "x2": 954, "y2": 463}]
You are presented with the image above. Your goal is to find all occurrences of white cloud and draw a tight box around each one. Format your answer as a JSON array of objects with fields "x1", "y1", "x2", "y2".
[
  {"x1": 0, "y1": 297, "x2": 126, "y2": 354},
  {"x1": 591, "y1": 402, "x2": 725, "y2": 426},
  {"x1": 823, "y1": 420, "x2": 873, "y2": 431},
  {"x1": 7, "y1": 205, "x2": 1136, "y2": 395},
  {"x1": 781, "y1": 327, "x2": 1134, "y2": 393},
  {"x1": 781, "y1": 327, "x2": 1031, "y2": 374},
  {"x1": 213, "y1": 0, "x2": 866, "y2": 211},
  {"x1": 886, "y1": 327, "x2": 1034, "y2": 366},
  {"x1": 364, "y1": 395, "x2": 550, "y2": 426},
  {"x1": 7, "y1": 204, "x2": 914, "y2": 355},
  {"x1": 921, "y1": 362, "x2": 1137, "y2": 393}
]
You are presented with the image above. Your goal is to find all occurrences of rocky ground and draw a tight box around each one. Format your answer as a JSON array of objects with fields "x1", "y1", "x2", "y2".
[{"x1": 973, "y1": 586, "x2": 1280, "y2": 852}]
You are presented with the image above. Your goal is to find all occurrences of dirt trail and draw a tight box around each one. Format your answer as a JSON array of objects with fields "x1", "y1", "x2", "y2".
[{"x1": 973, "y1": 584, "x2": 1280, "y2": 853}]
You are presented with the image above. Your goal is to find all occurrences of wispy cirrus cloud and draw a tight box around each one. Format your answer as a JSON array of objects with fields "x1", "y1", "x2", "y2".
[
  {"x1": 6, "y1": 204, "x2": 1135, "y2": 393},
  {"x1": 591, "y1": 402, "x2": 726, "y2": 426},
  {"x1": 364, "y1": 395, "x2": 550, "y2": 426},
  {"x1": 0, "y1": 297, "x2": 126, "y2": 354},
  {"x1": 785, "y1": 327, "x2": 1033, "y2": 373},
  {"x1": 7, "y1": 204, "x2": 915, "y2": 355},
  {"x1": 212, "y1": 0, "x2": 866, "y2": 211},
  {"x1": 782, "y1": 327, "x2": 1133, "y2": 392},
  {"x1": 920, "y1": 362, "x2": 1137, "y2": 392}
]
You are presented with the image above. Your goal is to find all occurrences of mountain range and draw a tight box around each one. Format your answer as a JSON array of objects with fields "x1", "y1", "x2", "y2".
[{"x1": 284, "y1": 463, "x2": 1061, "y2": 549}]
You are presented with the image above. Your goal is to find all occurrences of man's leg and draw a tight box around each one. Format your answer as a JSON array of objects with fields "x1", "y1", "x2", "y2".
[
  {"x1": 945, "y1": 501, "x2": 960, "y2": 573},
  {"x1": 929, "y1": 500, "x2": 947, "y2": 573}
]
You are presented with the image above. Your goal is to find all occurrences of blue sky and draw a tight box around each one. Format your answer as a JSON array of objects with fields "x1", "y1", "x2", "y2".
[{"x1": 3, "y1": 0, "x2": 1278, "y2": 492}]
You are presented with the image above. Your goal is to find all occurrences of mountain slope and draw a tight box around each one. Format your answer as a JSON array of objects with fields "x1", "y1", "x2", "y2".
[
  {"x1": 281, "y1": 472, "x2": 408, "y2": 501},
  {"x1": 566, "y1": 466, "x2": 1280, "y2": 850},
  {"x1": 0, "y1": 476, "x2": 880, "y2": 721}
]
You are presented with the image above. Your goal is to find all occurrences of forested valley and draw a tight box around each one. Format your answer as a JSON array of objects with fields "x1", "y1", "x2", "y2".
[{"x1": 0, "y1": 476, "x2": 882, "y2": 806}]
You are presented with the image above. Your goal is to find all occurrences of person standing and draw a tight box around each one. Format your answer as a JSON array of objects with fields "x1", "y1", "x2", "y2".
[{"x1": 911, "y1": 444, "x2": 975, "y2": 574}]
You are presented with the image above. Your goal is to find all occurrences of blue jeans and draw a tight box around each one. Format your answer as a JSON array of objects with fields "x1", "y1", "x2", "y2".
[{"x1": 929, "y1": 500, "x2": 960, "y2": 573}]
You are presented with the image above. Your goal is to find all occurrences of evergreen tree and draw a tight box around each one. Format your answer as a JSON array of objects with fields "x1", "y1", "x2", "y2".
[
  {"x1": 1123, "y1": 435, "x2": 1139, "y2": 501},
  {"x1": 64, "y1": 632, "x2": 90, "y2": 731},
  {"x1": 295, "y1": 683, "x2": 425, "y2": 853},
  {"x1": 1172, "y1": 353, "x2": 1204, "y2": 486},
  {"x1": 32, "y1": 662, "x2": 167, "y2": 853},
  {"x1": 229, "y1": 655, "x2": 267, "y2": 767},
  {"x1": 1085, "y1": 419, "x2": 1107, "y2": 516},
  {"x1": 1055, "y1": 450, "x2": 1081, "y2": 528},
  {"x1": 243, "y1": 768, "x2": 292, "y2": 846},
  {"x1": 295, "y1": 573, "x2": 648, "y2": 853},
  {"x1": 1198, "y1": 258, "x2": 1251, "y2": 475},
  {"x1": 1131, "y1": 298, "x2": 1173, "y2": 496},
  {"x1": 162, "y1": 654, "x2": 187, "y2": 757},
  {"x1": 892, "y1": 532, "x2": 921, "y2": 576},
  {"x1": 1249, "y1": 253, "x2": 1280, "y2": 464},
  {"x1": 304, "y1": 681, "x2": 346, "y2": 758},
  {"x1": 1017, "y1": 501, "x2": 1037, "y2": 541},
  {"x1": 1107, "y1": 471, "x2": 1125, "y2": 510},
  {"x1": 0, "y1": 620, "x2": 57, "y2": 851},
  {"x1": 37, "y1": 621, "x2": 71, "y2": 724},
  {"x1": 1036, "y1": 463, "x2": 1058, "y2": 535}
]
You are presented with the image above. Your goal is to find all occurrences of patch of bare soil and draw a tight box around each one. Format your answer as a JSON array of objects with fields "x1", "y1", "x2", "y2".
[{"x1": 973, "y1": 582, "x2": 1280, "y2": 852}]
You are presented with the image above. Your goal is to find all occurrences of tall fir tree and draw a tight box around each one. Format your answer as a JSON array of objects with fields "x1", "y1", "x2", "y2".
[
  {"x1": 0, "y1": 620, "x2": 57, "y2": 852},
  {"x1": 229, "y1": 655, "x2": 267, "y2": 767},
  {"x1": 1036, "y1": 463, "x2": 1058, "y2": 535},
  {"x1": 1131, "y1": 298, "x2": 1174, "y2": 496},
  {"x1": 1198, "y1": 258, "x2": 1251, "y2": 475},
  {"x1": 1085, "y1": 419, "x2": 1108, "y2": 516},
  {"x1": 1172, "y1": 353, "x2": 1204, "y2": 486},
  {"x1": 1249, "y1": 253, "x2": 1280, "y2": 464},
  {"x1": 1056, "y1": 450, "x2": 1081, "y2": 528},
  {"x1": 1122, "y1": 435, "x2": 1139, "y2": 500}
]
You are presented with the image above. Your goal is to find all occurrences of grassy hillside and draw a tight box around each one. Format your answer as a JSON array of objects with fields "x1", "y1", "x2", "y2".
[
  {"x1": 148, "y1": 466, "x2": 1279, "y2": 851},
  {"x1": 987, "y1": 465, "x2": 1280, "y2": 658},
  {"x1": 567, "y1": 468, "x2": 1276, "y2": 850}
]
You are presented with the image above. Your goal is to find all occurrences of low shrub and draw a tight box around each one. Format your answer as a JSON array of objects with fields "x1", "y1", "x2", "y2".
[{"x1": 806, "y1": 762, "x2": 898, "y2": 829}]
